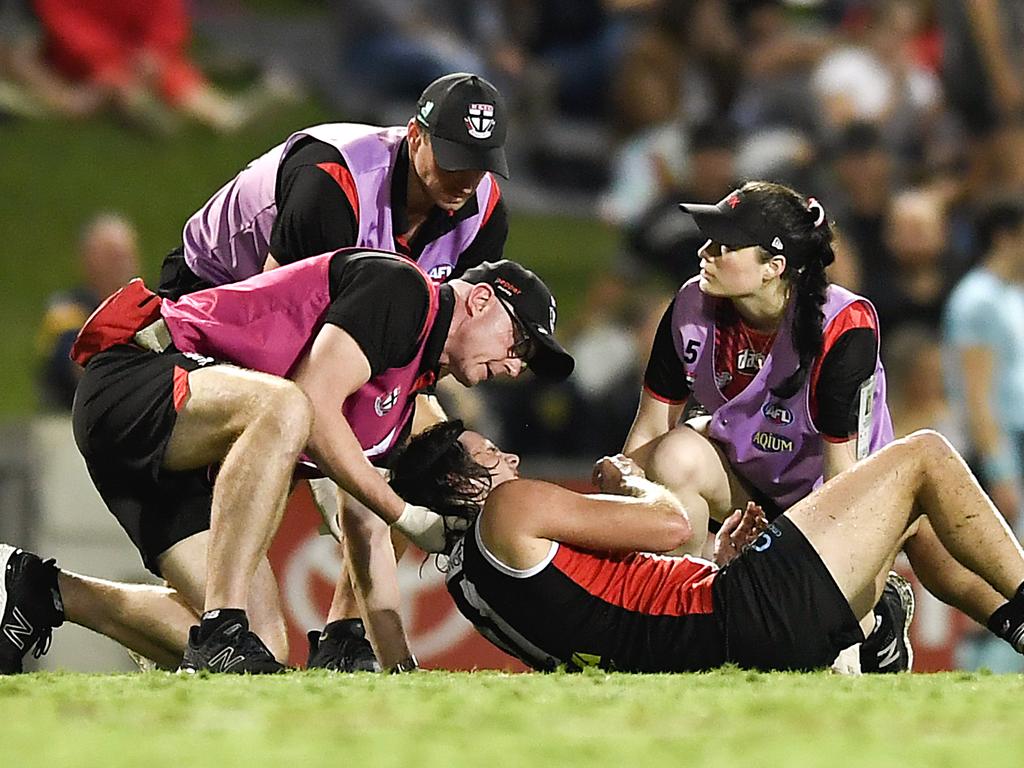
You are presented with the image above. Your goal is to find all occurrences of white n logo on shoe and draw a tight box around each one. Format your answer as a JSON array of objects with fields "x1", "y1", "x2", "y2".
[
  {"x1": 876, "y1": 636, "x2": 900, "y2": 669},
  {"x1": 208, "y1": 646, "x2": 246, "y2": 672},
  {"x1": 3, "y1": 607, "x2": 34, "y2": 651}
]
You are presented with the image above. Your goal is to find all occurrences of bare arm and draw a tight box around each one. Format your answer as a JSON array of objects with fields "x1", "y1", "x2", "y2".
[
  {"x1": 263, "y1": 253, "x2": 282, "y2": 272},
  {"x1": 822, "y1": 438, "x2": 859, "y2": 483},
  {"x1": 623, "y1": 390, "x2": 685, "y2": 457},
  {"x1": 484, "y1": 458, "x2": 692, "y2": 559},
  {"x1": 290, "y1": 324, "x2": 407, "y2": 523},
  {"x1": 959, "y1": 344, "x2": 1020, "y2": 521},
  {"x1": 965, "y1": 0, "x2": 1024, "y2": 116}
]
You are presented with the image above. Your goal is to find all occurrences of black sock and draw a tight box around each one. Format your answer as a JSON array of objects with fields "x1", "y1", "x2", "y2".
[
  {"x1": 987, "y1": 582, "x2": 1024, "y2": 653},
  {"x1": 198, "y1": 608, "x2": 248, "y2": 641}
]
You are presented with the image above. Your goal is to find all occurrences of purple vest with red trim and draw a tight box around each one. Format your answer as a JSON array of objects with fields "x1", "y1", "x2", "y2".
[
  {"x1": 671, "y1": 278, "x2": 893, "y2": 508},
  {"x1": 181, "y1": 124, "x2": 497, "y2": 285},
  {"x1": 161, "y1": 252, "x2": 439, "y2": 463}
]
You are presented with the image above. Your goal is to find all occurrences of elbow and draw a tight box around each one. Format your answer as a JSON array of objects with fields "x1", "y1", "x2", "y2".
[{"x1": 657, "y1": 508, "x2": 693, "y2": 552}]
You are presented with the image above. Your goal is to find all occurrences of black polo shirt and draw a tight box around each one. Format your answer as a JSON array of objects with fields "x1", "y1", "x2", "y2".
[{"x1": 272, "y1": 136, "x2": 508, "y2": 276}]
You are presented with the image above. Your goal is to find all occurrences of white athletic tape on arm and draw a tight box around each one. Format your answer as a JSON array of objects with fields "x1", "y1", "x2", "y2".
[{"x1": 392, "y1": 503, "x2": 446, "y2": 553}]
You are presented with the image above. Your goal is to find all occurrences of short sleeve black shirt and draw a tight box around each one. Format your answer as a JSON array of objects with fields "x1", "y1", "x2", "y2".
[
  {"x1": 324, "y1": 252, "x2": 431, "y2": 377},
  {"x1": 271, "y1": 136, "x2": 508, "y2": 276},
  {"x1": 643, "y1": 297, "x2": 879, "y2": 439}
]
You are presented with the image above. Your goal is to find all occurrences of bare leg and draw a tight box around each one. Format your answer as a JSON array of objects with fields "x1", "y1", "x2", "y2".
[
  {"x1": 788, "y1": 431, "x2": 1024, "y2": 620},
  {"x1": 903, "y1": 518, "x2": 1007, "y2": 626},
  {"x1": 633, "y1": 422, "x2": 755, "y2": 555},
  {"x1": 59, "y1": 572, "x2": 198, "y2": 669},
  {"x1": 158, "y1": 532, "x2": 290, "y2": 661},
  {"x1": 162, "y1": 367, "x2": 311, "y2": 612}
]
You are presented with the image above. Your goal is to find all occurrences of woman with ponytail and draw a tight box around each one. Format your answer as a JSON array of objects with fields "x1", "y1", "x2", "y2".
[{"x1": 623, "y1": 181, "x2": 909, "y2": 672}]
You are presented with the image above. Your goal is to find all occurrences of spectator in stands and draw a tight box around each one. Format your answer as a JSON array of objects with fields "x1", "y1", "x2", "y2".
[
  {"x1": 942, "y1": 199, "x2": 1024, "y2": 675},
  {"x1": 36, "y1": 213, "x2": 140, "y2": 410},
  {"x1": 811, "y1": 0, "x2": 941, "y2": 158},
  {"x1": 937, "y1": 0, "x2": 1024, "y2": 198},
  {"x1": 625, "y1": 119, "x2": 739, "y2": 283},
  {"x1": 943, "y1": 200, "x2": 1024, "y2": 526},
  {"x1": 31, "y1": 0, "x2": 257, "y2": 132},
  {"x1": 822, "y1": 121, "x2": 896, "y2": 296},
  {"x1": 868, "y1": 189, "x2": 957, "y2": 334}
]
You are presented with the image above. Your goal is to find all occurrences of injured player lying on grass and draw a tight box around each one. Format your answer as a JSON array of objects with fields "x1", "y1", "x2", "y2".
[
  {"x1": 3, "y1": 424, "x2": 1024, "y2": 674},
  {"x1": 387, "y1": 421, "x2": 1024, "y2": 673}
]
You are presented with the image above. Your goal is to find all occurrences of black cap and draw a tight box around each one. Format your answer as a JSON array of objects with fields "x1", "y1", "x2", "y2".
[
  {"x1": 459, "y1": 260, "x2": 574, "y2": 380},
  {"x1": 679, "y1": 189, "x2": 792, "y2": 259},
  {"x1": 415, "y1": 73, "x2": 509, "y2": 179}
]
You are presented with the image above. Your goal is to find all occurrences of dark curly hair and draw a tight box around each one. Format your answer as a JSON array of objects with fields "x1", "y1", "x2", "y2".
[
  {"x1": 739, "y1": 180, "x2": 836, "y2": 399},
  {"x1": 388, "y1": 420, "x2": 492, "y2": 554}
]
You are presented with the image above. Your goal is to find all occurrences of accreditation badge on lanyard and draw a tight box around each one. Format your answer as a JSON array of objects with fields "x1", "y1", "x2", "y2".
[{"x1": 856, "y1": 373, "x2": 876, "y2": 460}]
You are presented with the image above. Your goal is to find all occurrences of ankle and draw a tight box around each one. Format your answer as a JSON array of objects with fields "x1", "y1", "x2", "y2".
[{"x1": 198, "y1": 608, "x2": 248, "y2": 640}]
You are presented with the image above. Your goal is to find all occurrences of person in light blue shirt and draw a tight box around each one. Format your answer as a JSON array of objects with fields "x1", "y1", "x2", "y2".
[{"x1": 943, "y1": 199, "x2": 1024, "y2": 672}]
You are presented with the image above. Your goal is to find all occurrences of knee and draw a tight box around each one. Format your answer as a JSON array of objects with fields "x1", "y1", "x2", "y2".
[
  {"x1": 257, "y1": 381, "x2": 313, "y2": 452},
  {"x1": 646, "y1": 427, "x2": 709, "y2": 491},
  {"x1": 904, "y1": 429, "x2": 955, "y2": 465}
]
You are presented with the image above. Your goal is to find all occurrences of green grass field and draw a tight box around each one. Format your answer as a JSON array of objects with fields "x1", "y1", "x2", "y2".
[
  {"x1": 3, "y1": 670, "x2": 1023, "y2": 767},
  {"x1": 0, "y1": 104, "x2": 617, "y2": 417}
]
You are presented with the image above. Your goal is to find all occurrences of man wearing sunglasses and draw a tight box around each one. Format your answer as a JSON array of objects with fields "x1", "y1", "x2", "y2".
[{"x1": 6, "y1": 253, "x2": 573, "y2": 675}]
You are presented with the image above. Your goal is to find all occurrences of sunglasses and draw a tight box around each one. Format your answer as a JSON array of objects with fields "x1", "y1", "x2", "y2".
[{"x1": 498, "y1": 300, "x2": 537, "y2": 363}]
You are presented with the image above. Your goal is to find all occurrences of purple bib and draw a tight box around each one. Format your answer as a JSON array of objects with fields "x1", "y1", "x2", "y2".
[
  {"x1": 182, "y1": 123, "x2": 497, "y2": 285},
  {"x1": 671, "y1": 278, "x2": 893, "y2": 508},
  {"x1": 162, "y1": 252, "x2": 440, "y2": 462}
]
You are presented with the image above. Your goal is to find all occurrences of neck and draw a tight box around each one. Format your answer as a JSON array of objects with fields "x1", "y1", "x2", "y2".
[
  {"x1": 405, "y1": 166, "x2": 432, "y2": 227},
  {"x1": 731, "y1": 280, "x2": 791, "y2": 331}
]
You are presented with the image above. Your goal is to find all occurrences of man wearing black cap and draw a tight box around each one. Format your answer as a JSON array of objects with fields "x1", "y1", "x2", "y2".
[
  {"x1": 150, "y1": 72, "x2": 513, "y2": 671},
  {"x1": 158, "y1": 72, "x2": 511, "y2": 298},
  {"x1": 1, "y1": 252, "x2": 573, "y2": 674}
]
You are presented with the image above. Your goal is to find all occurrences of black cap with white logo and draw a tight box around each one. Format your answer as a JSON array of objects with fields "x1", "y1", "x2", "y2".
[
  {"x1": 415, "y1": 73, "x2": 509, "y2": 179},
  {"x1": 459, "y1": 260, "x2": 574, "y2": 380},
  {"x1": 678, "y1": 189, "x2": 793, "y2": 258}
]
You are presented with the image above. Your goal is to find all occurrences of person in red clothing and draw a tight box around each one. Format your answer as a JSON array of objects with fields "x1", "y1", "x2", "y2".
[
  {"x1": 391, "y1": 421, "x2": 1024, "y2": 673},
  {"x1": 32, "y1": 0, "x2": 251, "y2": 131}
]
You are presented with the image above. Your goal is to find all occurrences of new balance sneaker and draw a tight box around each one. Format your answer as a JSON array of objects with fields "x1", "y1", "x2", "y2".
[
  {"x1": 860, "y1": 571, "x2": 915, "y2": 673},
  {"x1": 0, "y1": 544, "x2": 65, "y2": 674},
  {"x1": 178, "y1": 616, "x2": 285, "y2": 674},
  {"x1": 307, "y1": 619, "x2": 381, "y2": 672}
]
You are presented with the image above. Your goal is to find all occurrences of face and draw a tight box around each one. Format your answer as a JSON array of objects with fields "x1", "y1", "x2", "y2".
[
  {"x1": 697, "y1": 240, "x2": 778, "y2": 297},
  {"x1": 444, "y1": 286, "x2": 529, "y2": 386},
  {"x1": 409, "y1": 122, "x2": 485, "y2": 211},
  {"x1": 459, "y1": 431, "x2": 520, "y2": 488}
]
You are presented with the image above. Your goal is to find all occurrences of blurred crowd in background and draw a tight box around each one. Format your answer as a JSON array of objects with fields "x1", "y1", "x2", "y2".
[{"x1": 7, "y1": 0, "x2": 1024, "y2": 665}]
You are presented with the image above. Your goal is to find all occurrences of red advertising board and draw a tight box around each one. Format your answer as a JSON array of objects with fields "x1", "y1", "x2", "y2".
[{"x1": 268, "y1": 483, "x2": 526, "y2": 670}]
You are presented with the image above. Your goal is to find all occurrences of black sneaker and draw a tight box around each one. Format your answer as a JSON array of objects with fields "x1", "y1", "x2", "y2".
[
  {"x1": 860, "y1": 571, "x2": 915, "y2": 673},
  {"x1": 307, "y1": 619, "x2": 381, "y2": 672},
  {"x1": 178, "y1": 616, "x2": 285, "y2": 674},
  {"x1": 0, "y1": 544, "x2": 65, "y2": 674}
]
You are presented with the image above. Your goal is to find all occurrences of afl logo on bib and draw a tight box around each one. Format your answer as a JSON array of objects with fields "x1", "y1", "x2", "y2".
[
  {"x1": 762, "y1": 402, "x2": 793, "y2": 425},
  {"x1": 374, "y1": 386, "x2": 402, "y2": 417},
  {"x1": 752, "y1": 431, "x2": 794, "y2": 453},
  {"x1": 465, "y1": 103, "x2": 496, "y2": 139}
]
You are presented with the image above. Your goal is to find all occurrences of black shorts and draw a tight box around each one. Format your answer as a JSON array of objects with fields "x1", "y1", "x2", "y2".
[
  {"x1": 711, "y1": 516, "x2": 863, "y2": 671},
  {"x1": 72, "y1": 344, "x2": 221, "y2": 575},
  {"x1": 157, "y1": 246, "x2": 215, "y2": 300}
]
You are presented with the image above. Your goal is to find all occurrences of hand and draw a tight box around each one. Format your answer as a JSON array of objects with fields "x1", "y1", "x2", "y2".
[
  {"x1": 308, "y1": 477, "x2": 343, "y2": 542},
  {"x1": 713, "y1": 501, "x2": 768, "y2": 566},
  {"x1": 392, "y1": 503, "x2": 447, "y2": 553},
  {"x1": 592, "y1": 454, "x2": 646, "y2": 494}
]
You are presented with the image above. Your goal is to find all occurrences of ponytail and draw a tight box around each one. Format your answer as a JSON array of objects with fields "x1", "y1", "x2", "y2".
[
  {"x1": 734, "y1": 184, "x2": 835, "y2": 399},
  {"x1": 772, "y1": 255, "x2": 828, "y2": 399}
]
